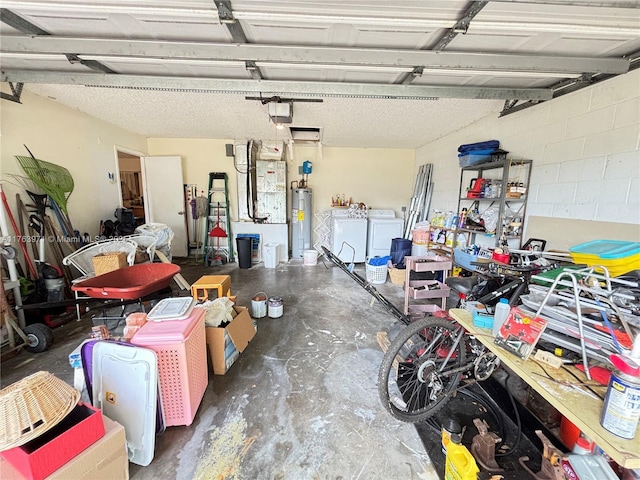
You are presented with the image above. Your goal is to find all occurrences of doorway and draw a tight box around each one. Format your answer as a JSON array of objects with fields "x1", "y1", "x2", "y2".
[{"x1": 116, "y1": 150, "x2": 145, "y2": 224}]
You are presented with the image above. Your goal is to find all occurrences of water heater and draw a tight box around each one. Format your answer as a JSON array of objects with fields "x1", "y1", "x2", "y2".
[{"x1": 291, "y1": 188, "x2": 312, "y2": 258}]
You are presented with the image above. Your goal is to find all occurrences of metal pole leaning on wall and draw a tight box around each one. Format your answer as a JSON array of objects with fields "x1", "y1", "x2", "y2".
[{"x1": 0, "y1": 185, "x2": 27, "y2": 329}]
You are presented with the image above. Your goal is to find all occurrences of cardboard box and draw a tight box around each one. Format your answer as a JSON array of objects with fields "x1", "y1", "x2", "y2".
[
  {"x1": 205, "y1": 305, "x2": 256, "y2": 375},
  {"x1": 1, "y1": 403, "x2": 105, "y2": 480},
  {"x1": 92, "y1": 251, "x2": 127, "y2": 276},
  {"x1": 0, "y1": 416, "x2": 128, "y2": 480}
]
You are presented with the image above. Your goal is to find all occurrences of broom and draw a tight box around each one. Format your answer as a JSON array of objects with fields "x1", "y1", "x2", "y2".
[{"x1": 192, "y1": 192, "x2": 208, "y2": 261}]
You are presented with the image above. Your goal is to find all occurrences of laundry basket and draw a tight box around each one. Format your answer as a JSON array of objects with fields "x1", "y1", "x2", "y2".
[{"x1": 366, "y1": 263, "x2": 388, "y2": 285}]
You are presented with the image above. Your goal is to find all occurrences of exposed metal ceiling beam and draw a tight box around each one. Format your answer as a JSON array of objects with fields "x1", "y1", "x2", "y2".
[
  {"x1": 1, "y1": 81, "x2": 24, "y2": 103},
  {"x1": 1, "y1": 36, "x2": 630, "y2": 75},
  {"x1": 65, "y1": 54, "x2": 116, "y2": 74},
  {"x1": 213, "y1": 1, "x2": 246, "y2": 42},
  {"x1": 434, "y1": 1, "x2": 488, "y2": 51},
  {"x1": 0, "y1": 70, "x2": 553, "y2": 100},
  {"x1": 0, "y1": 10, "x2": 116, "y2": 75},
  {"x1": 213, "y1": 0, "x2": 265, "y2": 80},
  {"x1": 0, "y1": 8, "x2": 48, "y2": 35},
  {"x1": 400, "y1": 1, "x2": 487, "y2": 85}
]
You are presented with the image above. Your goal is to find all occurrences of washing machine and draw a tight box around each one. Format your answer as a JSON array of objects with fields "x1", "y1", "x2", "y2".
[
  {"x1": 330, "y1": 209, "x2": 368, "y2": 263},
  {"x1": 367, "y1": 209, "x2": 404, "y2": 258}
]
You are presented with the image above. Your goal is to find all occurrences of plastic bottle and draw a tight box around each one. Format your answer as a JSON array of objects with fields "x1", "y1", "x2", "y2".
[
  {"x1": 444, "y1": 433, "x2": 479, "y2": 480},
  {"x1": 458, "y1": 209, "x2": 467, "y2": 228},
  {"x1": 444, "y1": 211, "x2": 454, "y2": 228},
  {"x1": 572, "y1": 436, "x2": 593, "y2": 455},
  {"x1": 492, "y1": 298, "x2": 511, "y2": 337},
  {"x1": 441, "y1": 418, "x2": 462, "y2": 455}
]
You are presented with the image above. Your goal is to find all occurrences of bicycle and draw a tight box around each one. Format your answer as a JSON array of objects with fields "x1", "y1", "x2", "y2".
[
  {"x1": 378, "y1": 248, "x2": 559, "y2": 423},
  {"x1": 378, "y1": 310, "x2": 500, "y2": 422}
]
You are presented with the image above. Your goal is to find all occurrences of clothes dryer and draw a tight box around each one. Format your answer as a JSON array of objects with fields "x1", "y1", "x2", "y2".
[{"x1": 367, "y1": 209, "x2": 404, "y2": 258}]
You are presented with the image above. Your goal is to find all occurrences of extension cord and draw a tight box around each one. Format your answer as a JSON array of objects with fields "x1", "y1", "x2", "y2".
[{"x1": 534, "y1": 349, "x2": 563, "y2": 369}]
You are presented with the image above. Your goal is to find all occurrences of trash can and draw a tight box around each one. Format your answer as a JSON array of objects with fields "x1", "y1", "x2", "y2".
[
  {"x1": 236, "y1": 237, "x2": 252, "y2": 269},
  {"x1": 390, "y1": 238, "x2": 412, "y2": 268}
]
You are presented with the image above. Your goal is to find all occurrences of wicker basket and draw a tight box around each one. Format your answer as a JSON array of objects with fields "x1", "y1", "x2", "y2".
[
  {"x1": 365, "y1": 263, "x2": 388, "y2": 285},
  {"x1": 92, "y1": 251, "x2": 128, "y2": 276},
  {"x1": 388, "y1": 266, "x2": 405, "y2": 286},
  {"x1": 0, "y1": 371, "x2": 80, "y2": 451}
]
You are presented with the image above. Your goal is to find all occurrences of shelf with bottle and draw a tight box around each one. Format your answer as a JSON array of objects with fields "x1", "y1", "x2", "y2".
[
  {"x1": 456, "y1": 158, "x2": 532, "y2": 249},
  {"x1": 331, "y1": 194, "x2": 352, "y2": 208}
]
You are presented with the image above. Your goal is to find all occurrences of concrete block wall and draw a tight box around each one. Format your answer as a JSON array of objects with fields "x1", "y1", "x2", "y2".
[{"x1": 416, "y1": 69, "x2": 640, "y2": 231}]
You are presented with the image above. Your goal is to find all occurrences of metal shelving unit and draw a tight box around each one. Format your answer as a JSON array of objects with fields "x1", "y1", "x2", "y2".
[{"x1": 456, "y1": 158, "x2": 532, "y2": 249}]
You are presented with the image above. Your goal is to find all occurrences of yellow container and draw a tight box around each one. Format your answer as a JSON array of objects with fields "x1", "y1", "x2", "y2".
[
  {"x1": 568, "y1": 253, "x2": 640, "y2": 277},
  {"x1": 569, "y1": 240, "x2": 640, "y2": 277},
  {"x1": 444, "y1": 440, "x2": 479, "y2": 480}
]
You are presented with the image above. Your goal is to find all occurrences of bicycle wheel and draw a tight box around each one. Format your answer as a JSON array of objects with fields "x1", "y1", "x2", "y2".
[{"x1": 378, "y1": 316, "x2": 466, "y2": 423}]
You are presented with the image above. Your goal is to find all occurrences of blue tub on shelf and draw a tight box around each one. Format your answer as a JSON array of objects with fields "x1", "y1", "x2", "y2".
[{"x1": 454, "y1": 248, "x2": 479, "y2": 271}]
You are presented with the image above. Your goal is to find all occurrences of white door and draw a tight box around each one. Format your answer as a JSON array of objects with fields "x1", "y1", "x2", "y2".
[{"x1": 141, "y1": 156, "x2": 188, "y2": 257}]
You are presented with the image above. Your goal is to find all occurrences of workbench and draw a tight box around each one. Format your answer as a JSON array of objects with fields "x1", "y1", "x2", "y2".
[{"x1": 449, "y1": 308, "x2": 640, "y2": 470}]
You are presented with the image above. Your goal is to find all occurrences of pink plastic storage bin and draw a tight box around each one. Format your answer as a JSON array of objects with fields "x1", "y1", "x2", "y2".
[{"x1": 131, "y1": 307, "x2": 208, "y2": 427}]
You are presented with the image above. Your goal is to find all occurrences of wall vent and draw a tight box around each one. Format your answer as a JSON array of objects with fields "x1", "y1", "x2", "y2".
[{"x1": 288, "y1": 126, "x2": 322, "y2": 143}]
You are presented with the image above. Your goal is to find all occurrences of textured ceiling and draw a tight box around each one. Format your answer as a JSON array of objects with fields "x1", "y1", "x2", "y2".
[
  {"x1": 2, "y1": 1, "x2": 639, "y2": 148},
  {"x1": 23, "y1": 83, "x2": 503, "y2": 148}
]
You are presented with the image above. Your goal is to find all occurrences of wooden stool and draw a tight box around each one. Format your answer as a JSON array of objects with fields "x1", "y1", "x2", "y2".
[{"x1": 191, "y1": 275, "x2": 231, "y2": 302}]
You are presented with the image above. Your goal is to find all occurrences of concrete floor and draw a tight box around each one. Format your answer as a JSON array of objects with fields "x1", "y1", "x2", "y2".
[{"x1": 1, "y1": 256, "x2": 441, "y2": 480}]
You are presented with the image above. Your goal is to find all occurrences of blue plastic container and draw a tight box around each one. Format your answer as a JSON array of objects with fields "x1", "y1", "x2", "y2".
[
  {"x1": 390, "y1": 238, "x2": 412, "y2": 268},
  {"x1": 453, "y1": 248, "x2": 479, "y2": 272}
]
